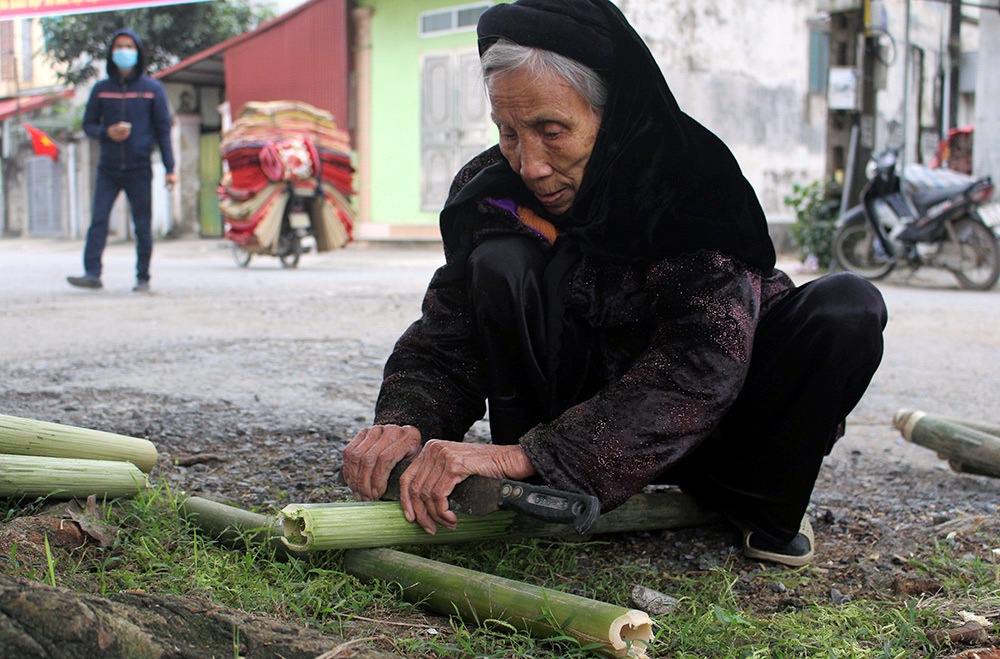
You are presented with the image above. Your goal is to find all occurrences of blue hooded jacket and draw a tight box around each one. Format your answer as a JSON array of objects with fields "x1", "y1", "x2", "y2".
[{"x1": 82, "y1": 29, "x2": 175, "y2": 173}]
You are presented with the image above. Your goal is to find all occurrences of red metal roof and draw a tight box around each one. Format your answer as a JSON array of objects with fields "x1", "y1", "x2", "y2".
[
  {"x1": 154, "y1": 0, "x2": 350, "y2": 131},
  {"x1": 0, "y1": 90, "x2": 75, "y2": 121}
]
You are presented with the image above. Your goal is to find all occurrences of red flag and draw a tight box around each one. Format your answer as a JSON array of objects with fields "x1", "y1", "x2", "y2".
[{"x1": 23, "y1": 123, "x2": 58, "y2": 161}]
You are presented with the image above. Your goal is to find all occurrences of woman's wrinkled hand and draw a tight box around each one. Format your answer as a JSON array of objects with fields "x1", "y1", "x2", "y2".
[
  {"x1": 341, "y1": 424, "x2": 423, "y2": 501},
  {"x1": 398, "y1": 440, "x2": 536, "y2": 535}
]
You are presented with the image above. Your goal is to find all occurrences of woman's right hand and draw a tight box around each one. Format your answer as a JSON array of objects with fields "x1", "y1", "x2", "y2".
[{"x1": 341, "y1": 424, "x2": 423, "y2": 501}]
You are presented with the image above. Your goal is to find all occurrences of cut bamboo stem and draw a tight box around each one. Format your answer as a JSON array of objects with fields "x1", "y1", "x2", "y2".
[
  {"x1": 0, "y1": 454, "x2": 148, "y2": 498},
  {"x1": 0, "y1": 414, "x2": 158, "y2": 473},
  {"x1": 344, "y1": 547, "x2": 654, "y2": 658},
  {"x1": 180, "y1": 495, "x2": 305, "y2": 557},
  {"x1": 280, "y1": 501, "x2": 518, "y2": 551},
  {"x1": 894, "y1": 409, "x2": 1000, "y2": 478},
  {"x1": 279, "y1": 490, "x2": 717, "y2": 552}
]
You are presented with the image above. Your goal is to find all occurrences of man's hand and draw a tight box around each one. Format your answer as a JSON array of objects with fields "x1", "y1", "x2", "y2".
[
  {"x1": 399, "y1": 441, "x2": 536, "y2": 535},
  {"x1": 165, "y1": 173, "x2": 178, "y2": 187},
  {"x1": 107, "y1": 123, "x2": 131, "y2": 142},
  {"x1": 342, "y1": 425, "x2": 423, "y2": 501}
]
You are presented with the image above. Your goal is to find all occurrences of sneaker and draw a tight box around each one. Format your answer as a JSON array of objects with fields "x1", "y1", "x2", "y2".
[
  {"x1": 67, "y1": 275, "x2": 102, "y2": 289},
  {"x1": 132, "y1": 280, "x2": 150, "y2": 293},
  {"x1": 743, "y1": 517, "x2": 814, "y2": 567}
]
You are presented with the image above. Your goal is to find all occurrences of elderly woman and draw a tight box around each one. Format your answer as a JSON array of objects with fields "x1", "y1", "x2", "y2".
[{"x1": 342, "y1": 0, "x2": 887, "y2": 566}]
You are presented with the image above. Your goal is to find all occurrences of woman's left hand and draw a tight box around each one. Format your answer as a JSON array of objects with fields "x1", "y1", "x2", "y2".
[{"x1": 399, "y1": 440, "x2": 536, "y2": 535}]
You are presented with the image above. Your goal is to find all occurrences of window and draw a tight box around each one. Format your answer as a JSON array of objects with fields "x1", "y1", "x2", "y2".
[
  {"x1": 419, "y1": 3, "x2": 490, "y2": 37},
  {"x1": 21, "y1": 19, "x2": 32, "y2": 83},
  {"x1": 808, "y1": 28, "x2": 829, "y2": 94}
]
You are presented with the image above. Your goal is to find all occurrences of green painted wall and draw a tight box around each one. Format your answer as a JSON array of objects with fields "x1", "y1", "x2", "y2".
[{"x1": 361, "y1": 0, "x2": 497, "y2": 226}]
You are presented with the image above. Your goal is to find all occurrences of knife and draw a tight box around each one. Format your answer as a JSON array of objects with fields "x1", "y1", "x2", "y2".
[{"x1": 381, "y1": 460, "x2": 600, "y2": 534}]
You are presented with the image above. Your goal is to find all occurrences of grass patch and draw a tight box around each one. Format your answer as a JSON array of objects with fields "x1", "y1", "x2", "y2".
[{"x1": 3, "y1": 487, "x2": 997, "y2": 658}]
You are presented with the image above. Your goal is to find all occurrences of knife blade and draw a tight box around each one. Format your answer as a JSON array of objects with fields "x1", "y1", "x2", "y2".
[{"x1": 382, "y1": 460, "x2": 600, "y2": 534}]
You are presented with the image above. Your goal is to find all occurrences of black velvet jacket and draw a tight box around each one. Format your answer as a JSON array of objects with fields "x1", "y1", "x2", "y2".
[{"x1": 373, "y1": 149, "x2": 795, "y2": 510}]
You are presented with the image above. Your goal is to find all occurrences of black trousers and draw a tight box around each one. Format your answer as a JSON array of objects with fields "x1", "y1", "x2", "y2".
[{"x1": 468, "y1": 235, "x2": 887, "y2": 545}]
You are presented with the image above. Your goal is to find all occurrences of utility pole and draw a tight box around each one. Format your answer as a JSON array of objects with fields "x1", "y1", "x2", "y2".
[{"x1": 946, "y1": 0, "x2": 961, "y2": 131}]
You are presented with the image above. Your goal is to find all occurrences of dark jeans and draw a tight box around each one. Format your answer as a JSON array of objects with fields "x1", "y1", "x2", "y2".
[
  {"x1": 468, "y1": 235, "x2": 887, "y2": 545},
  {"x1": 84, "y1": 166, "x2": 154, "y2": 281}
]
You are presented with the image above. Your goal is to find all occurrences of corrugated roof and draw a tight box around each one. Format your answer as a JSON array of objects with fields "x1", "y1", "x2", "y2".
[
  {"x1": 153, "y1": 0, "x2": 329, "y2": 86},
  {"x1": 0, "y1": 90, "x2": 75, "y2": 121}
]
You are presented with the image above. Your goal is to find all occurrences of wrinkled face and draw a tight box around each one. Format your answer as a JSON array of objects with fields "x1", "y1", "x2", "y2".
[
  {"x1": 112, "y1": 34, "x2": 137, "y2": 53},
  {"x1": 489, "y1": 67, "x2": 601, "y2": 216}
]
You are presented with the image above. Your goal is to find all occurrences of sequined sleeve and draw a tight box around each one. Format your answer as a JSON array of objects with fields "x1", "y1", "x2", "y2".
[
  {"x1": 372, "y1": 270, "x2": 489, "y2": 442},
  {"x1": 519, "y1": 252, "x2": 765, "y2": 510}
]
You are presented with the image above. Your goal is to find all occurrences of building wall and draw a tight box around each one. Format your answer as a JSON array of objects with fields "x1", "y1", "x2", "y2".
[
  {"x1": 360, "y1": 0, "x2": 496, "y2": 228},
  {"x1": 358, "y1": 0, "x2": 991, "y2": 232},
  {"x1": 0, "y1": 18, "x2": 63, "y2": 98},
  {"x1": 618, "y1": 0, "x2": 827, "y2": 220}
]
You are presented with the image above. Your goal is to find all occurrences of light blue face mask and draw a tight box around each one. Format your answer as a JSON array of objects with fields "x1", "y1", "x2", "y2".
[{"x1": 112, "y1": 48, "x2": 138, "y2": 70}]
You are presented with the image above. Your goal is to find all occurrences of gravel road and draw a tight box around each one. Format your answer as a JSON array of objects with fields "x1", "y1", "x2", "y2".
[{"x1": 1, "y1": 236, "x2": 998, "y2": 597}]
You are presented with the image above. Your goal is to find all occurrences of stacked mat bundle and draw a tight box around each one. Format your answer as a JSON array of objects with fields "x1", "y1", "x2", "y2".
[{"x1": 219, "y1": 101, "x2": 355, "y2": 252}]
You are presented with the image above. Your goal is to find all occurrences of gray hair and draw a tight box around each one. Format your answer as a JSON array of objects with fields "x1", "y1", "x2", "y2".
[{"x1": 481, "y1": 39, "x2": 608, "y2": 114}]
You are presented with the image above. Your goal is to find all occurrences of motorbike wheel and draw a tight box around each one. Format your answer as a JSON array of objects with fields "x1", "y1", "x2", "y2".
[
  {"x1": 277, "y1": 231, "x2": 302, "y2": 269},
  {"x1": 832, "y1": 217, "x2": 895, "y2": 280},
  {"x1": 948, "y1": 217, "x2": 1000, "y2": 290},
  {"x1": 231, "y1": 244, "x2": 252, "y2": 268}
]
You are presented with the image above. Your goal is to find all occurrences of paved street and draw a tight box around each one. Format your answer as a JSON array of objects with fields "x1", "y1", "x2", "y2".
[{"x1": 2, "y1": 235, "x2": 999, "y2": 475}]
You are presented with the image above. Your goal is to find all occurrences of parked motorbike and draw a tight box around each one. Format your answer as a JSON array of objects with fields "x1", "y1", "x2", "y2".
[
  {"x1": 231, "y1": 193, "x2": 313, "y2": 269},
  {"x1": 832, "y1": 147, "x2": 999, "y2": 290}
]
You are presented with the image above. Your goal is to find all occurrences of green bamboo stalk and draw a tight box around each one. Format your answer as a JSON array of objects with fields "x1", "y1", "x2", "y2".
[
  {"x1": 344, "y1": 547, "x2": 654, "y2": 658},
  {"x1": 894, "y1": 409, "x2": 1000, "y2": 477},
  {"x1": 518, "y1": 491, "x2": 719, "y2": 538},
  {"x1": 902, "y1": 410, "x2": 1000, "y2": 439},
  {"x1": 279, "y1": 501, "x2": 518, "y2": 551},
  {"x1": 0, "y1": 454, "x2": 148, "y2": 498},
  {"x1": 279, "y1": 490, "x2": 717, "y2": 551},
  {"x1": 0, "y1": 413, "x2": 158, "y2": 473},
  {"x1": 180, "y1": 495, "x2": 306, "y2": 557}
]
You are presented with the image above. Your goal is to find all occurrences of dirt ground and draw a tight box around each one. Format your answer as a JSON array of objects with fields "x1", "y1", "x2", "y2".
[{"x1": 2, "y1": 236, "x2": 999, "y2": 648}]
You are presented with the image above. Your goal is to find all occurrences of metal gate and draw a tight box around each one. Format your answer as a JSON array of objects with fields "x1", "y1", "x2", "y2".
[
  {"x1": 420, "y1": 48, "x2": 493, "y2": 212},
  {"x1": 26, "y1": 155, "x2": 63, "y2": 237}
]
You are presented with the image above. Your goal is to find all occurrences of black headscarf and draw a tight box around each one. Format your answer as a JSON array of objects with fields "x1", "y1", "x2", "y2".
[{"x1": 442, "y1": 0, "x2": 775, "y2": 273}]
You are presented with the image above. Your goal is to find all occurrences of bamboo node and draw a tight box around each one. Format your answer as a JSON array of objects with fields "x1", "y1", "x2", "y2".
[{"x1": 609, "y1": 610, "x2": 654, "y2": 658}]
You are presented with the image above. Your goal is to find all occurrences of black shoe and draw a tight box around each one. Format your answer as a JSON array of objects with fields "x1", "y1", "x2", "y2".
[
  {"x1": 743, "y1": 517, "x2": 814, "y2": 567},
  {"x1": 67, "y1": 275, "x2": 102, "y2": 289},
  {"x1": 132, "y1": 280, "x2": 150, "y2": 293}
]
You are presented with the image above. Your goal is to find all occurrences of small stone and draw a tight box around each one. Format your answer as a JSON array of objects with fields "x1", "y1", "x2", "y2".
[{"x1": 630, "y1": 585, "x2": 679, "y2": 616}]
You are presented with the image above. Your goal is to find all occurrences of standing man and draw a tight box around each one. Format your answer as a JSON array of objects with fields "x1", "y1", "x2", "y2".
[{"x1": 67, "y1": 29, "x2": 176, "y2": 292}]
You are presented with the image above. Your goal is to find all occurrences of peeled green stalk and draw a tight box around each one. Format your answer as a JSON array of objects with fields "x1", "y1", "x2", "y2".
[
  {"x1": 0, "y1": 454, "x2": 148, "y2": 498},
  {"x1": 280, "y1": 501, "x2": 518, "y2": 551},
  {"x1": 0, "y1": 413, "x2": 158, "y2": 473},
  {"x1": 344, "y1": 547, "x2": 654, "y2": 658},
  {"x1": 279, "y1": 490, "x2": 717, "y2": 551}
]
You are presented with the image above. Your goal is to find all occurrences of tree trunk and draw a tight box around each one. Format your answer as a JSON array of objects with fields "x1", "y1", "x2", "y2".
[{"x1": 0, "y1": 573, "x2": 396, "y2": 659}]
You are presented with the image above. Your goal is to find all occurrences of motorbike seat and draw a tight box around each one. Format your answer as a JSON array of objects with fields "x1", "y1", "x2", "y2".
[{"x1": 909, "y1": 183, "x2": 972, "y2": 216}]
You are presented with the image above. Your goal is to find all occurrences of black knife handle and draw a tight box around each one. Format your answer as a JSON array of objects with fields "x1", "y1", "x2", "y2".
[{"x1": 497, "y1": 480, "x2": 600, "y2": 534}]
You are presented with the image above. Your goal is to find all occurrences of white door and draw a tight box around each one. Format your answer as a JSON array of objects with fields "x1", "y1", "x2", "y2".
[{"x1": 420, "y1": 48, "x2": 493, "y2": 212}]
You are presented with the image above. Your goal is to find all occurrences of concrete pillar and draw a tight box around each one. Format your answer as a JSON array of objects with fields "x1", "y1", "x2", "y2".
[
  {"x1": 973, "y1": 9, "x2": 1000, "y2": 180},
  {"x1": 176, "y1": 113, "x2": 201, "y2": 234},
  {"x1": 352, "y1": 6, "x2": 373, "y2": 227}
]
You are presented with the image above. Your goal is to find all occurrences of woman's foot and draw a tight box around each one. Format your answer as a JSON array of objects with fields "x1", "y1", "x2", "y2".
[{"x1": 743, "y1": 516, "x2": 814, "y2": 567}]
